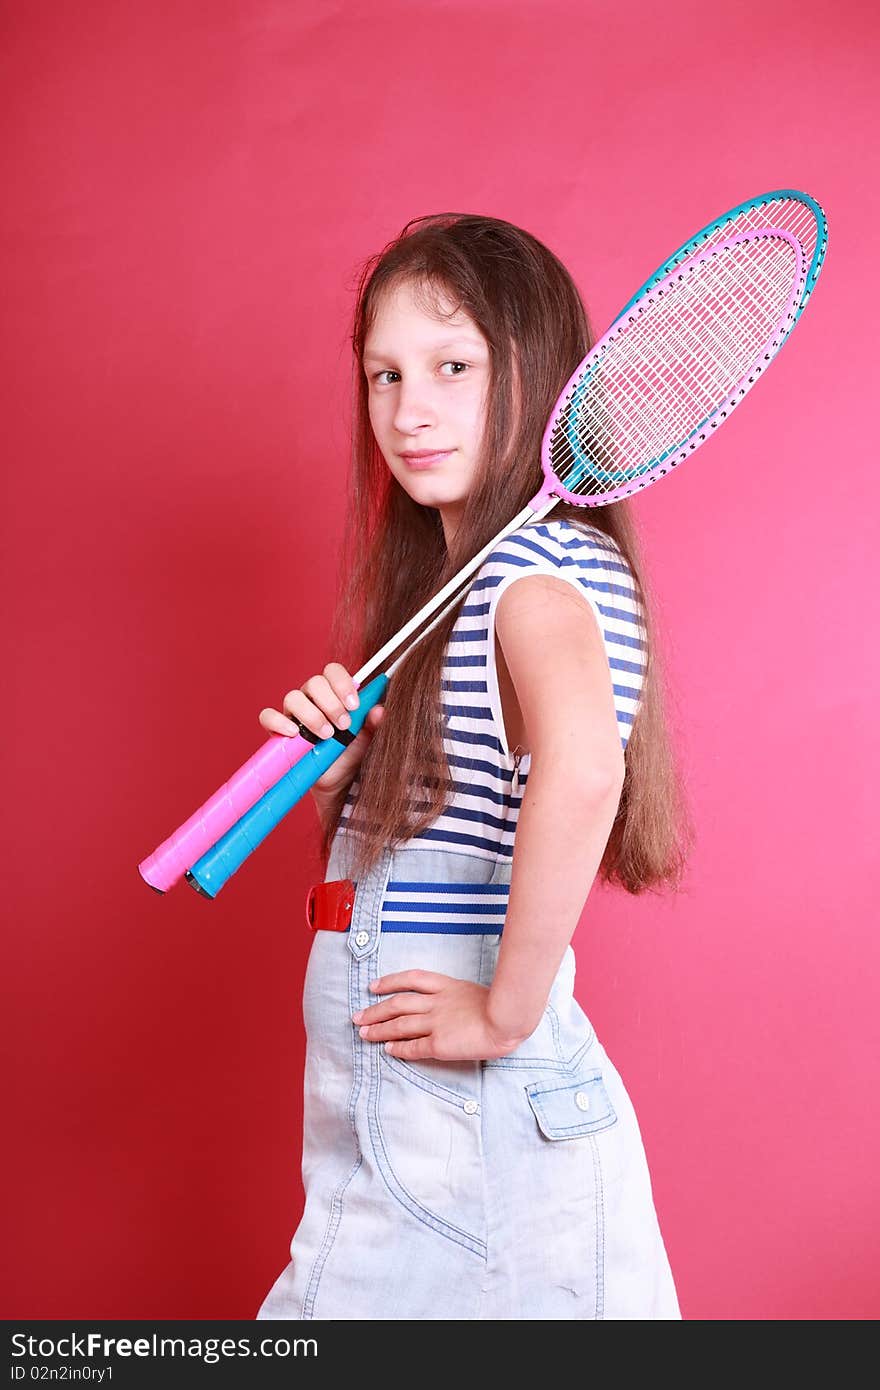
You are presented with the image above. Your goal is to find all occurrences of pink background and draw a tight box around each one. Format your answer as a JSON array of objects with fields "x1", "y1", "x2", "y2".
[{"x1": 2, "y1": 0, "x2": 877, "y2": 1320}]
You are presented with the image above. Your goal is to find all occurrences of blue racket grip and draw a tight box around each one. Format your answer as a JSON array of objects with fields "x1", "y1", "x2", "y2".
[{"x1": 185, "y1": 673, "x2": 389, "y2": 899}]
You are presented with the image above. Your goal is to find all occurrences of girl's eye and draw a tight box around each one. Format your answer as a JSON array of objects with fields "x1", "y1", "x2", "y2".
[{"x1": 370, "y1": 361, "x2": 469, "y2": 386}]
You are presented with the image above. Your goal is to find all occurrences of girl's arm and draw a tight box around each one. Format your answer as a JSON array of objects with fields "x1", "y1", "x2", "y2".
[{"x1": 485, "y1": 574, "x2": 627, "y2": 1046}]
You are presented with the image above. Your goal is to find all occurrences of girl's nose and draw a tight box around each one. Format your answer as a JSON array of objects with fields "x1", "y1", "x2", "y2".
[{"x1": 392, "y1": 384, "x2": 437, "y2": 434}]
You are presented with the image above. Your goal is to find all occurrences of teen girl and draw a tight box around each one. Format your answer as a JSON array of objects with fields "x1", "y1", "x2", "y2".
[{"x1": 255, "y1": 214, "x2": 689, "y2": 1320}]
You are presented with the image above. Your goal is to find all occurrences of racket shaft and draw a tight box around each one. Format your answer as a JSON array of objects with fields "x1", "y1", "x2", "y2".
[
  {"x1": 187, "y1": 674, "x2": 389, "y2": 897},
  {"x1": 353, "y1": 498, "x2": 550, "y2": 683}
]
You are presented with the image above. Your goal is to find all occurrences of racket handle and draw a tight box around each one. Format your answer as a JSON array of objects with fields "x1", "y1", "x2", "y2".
[
  {"x1": 138, "y1": 674, "x2": 384, "y2": 894},
  {"x1": 184, "y1": 674, "x2": 389, "y2": 900},
  {"x1": 138, "y1": 727, "x2": 316, "y2": 894}
]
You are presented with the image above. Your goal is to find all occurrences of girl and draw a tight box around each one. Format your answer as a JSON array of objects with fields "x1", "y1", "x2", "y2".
[{"x1": 255, "y1": 213, "x2": 691, "y2": 1320}]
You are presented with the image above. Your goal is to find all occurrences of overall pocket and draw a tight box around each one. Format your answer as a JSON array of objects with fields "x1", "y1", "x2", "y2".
[
  {"x1": 365, "y1": 912, "x2": 489, "y2": 1254},
  {"x1": 483, "y1": 949, "x2": 596, "y2": 1076},
  {"x1": 525, "y1": 1067, "x2": 618, "y2": 1139},
  {"x1": 484, "y1": 999, "x2": 571, "y2": 1071},
  {"x1": 370, "y1": 1047, "x2": 486, "y2": 1255}
]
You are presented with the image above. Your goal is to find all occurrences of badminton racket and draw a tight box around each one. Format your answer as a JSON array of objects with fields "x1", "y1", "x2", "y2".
[{"x1": 138, "y1": 190, "x2": 827, "y2": 898}]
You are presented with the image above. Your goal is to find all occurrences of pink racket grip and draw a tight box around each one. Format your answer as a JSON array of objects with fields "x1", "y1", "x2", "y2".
[{"x1": 138, "y1": 730, "x2": 314, "y2": 893}]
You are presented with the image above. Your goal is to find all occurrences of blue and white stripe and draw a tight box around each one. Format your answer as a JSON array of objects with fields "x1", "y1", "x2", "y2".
[
  {"x1": 375, "y1": 880, "x2": 510, "y2": 933},
  {"x1": 339, "y1": 517, "x2": 646, "y2": 864}
]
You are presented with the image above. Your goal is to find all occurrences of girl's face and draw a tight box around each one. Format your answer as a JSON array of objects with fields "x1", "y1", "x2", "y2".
[{"x1": 363, "y1": 279, "x2": 491, "y2": 546}]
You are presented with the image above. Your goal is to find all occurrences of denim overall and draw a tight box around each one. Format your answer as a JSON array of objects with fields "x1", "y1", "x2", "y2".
[{"x1": 256, "y1": 835, "x2": 681, "y2": 1321}]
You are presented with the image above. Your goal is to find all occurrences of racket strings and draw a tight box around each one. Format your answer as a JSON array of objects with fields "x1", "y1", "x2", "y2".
[
  {"x1": 667, "y1": 196, "x2": 821, "y2": 292},
  {"x1": 553, "y1": 251, "x2": 789, "y2": 480},
  {"x1": 549, "y1": 233, "x2": 802, "y2": 495},
  {"x1": 560, "y1": 238, "x2": 799, "y2": 485},
  {"x1": 604, "y1": 237, "x2": 798, "y2": 413},
  {"x1": 619, "y1": 245, "x2": 790, "y2": 405}
]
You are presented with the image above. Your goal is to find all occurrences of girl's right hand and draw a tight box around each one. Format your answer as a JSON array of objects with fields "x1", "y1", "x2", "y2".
[{"x1": 258, "y1": 663, "x2": 385, "y2": 798}]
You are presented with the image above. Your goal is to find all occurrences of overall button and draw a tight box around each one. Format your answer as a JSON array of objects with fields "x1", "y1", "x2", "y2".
[
  {"x1": 463, "y1": 1099, "x2": 478, "y2": 1115},
  {"x1": 575, "y1": 1091, "x2": 591, "y2": 1112},
  {"x1": 354, "y1": 930, "x2": 370, "y2": 947}
]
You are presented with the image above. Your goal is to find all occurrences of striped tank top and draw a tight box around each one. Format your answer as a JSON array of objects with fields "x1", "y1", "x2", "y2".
[{"x1": 337, "y1": 517, "x2": 647, "y2": 864}]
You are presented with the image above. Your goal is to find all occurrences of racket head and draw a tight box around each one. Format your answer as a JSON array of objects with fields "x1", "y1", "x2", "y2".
[
  {"x1": 536, "y1": 219, "x2": 815, "y2": 508},
  {"x1": 617, "y1": 189, "x2": 827, "y2": 322}
]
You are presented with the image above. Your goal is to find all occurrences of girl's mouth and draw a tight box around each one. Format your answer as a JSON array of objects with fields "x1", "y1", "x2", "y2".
[{"x1": 400, "y1": 450, "x2": 454, "y2": 470}]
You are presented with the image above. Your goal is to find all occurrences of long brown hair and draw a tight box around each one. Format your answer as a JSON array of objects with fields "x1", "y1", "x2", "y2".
[{"x1": 320, "y1": 213, "x2": 694, "y2": 894}]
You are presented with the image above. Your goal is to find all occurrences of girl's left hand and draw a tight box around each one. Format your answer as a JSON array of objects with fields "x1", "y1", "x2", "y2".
[{"x1": 351, "y1": 970, "x2": 522, "y2": 1062}]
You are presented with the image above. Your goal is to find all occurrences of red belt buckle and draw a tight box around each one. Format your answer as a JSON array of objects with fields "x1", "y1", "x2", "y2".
[{"x1": 306, "y1": 879, "x2": 356, "y2": 932}]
